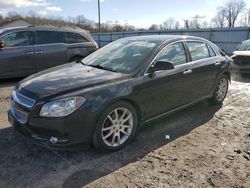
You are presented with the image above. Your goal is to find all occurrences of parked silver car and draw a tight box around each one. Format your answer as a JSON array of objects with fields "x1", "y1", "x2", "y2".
[{"x1": 0, "y1": 26, "x2": 98, "y2": 79}]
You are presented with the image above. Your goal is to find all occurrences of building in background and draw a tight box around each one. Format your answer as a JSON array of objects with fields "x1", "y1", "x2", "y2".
[{"x1": 0, "y1": 18, "x2": 32, "y2": 29}]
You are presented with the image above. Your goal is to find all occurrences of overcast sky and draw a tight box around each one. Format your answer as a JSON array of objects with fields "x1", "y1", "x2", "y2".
[{"x1": 0, "y1": 0, "x2": 249, "y2": 28}]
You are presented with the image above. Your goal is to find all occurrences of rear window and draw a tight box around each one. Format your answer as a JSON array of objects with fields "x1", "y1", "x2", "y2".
[
  {"x1": 66, "y1": 32, "x2": 88, "y2": 43},
  {"x1": 187, "y1": 42, "x2": 210, "y2": 61},
  {"x1": 36, "y1": 31, "x2": 66, "y2": 45}
]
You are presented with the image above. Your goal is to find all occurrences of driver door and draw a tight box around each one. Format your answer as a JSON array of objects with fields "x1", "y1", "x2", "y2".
[{"x1": 138, "y1": 42, "x2": 194, "y2": 120}]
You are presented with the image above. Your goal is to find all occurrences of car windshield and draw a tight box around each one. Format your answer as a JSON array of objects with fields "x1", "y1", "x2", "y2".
[
  {"x1": 81, "y1": 39, "x2": 160, "y2": 73},
  {"x1": 235, "y1": 40, "x2": 250, "y2": 51}
]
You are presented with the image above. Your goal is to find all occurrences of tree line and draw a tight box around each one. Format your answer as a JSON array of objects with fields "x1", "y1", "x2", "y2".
[{"x1": 0, "y1": 0, "x2": 249, "y2": 33}]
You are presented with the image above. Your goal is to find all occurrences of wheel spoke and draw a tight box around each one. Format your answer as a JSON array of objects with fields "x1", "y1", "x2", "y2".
[
  {"x1": 120, "y1": 109, "x2": 128, "y2": 120},
  {"x1": 102, "y1": 126, "x2": 114, "y2": 131},
  {"x1": 111, "y1": 134, "x2": 116, "y2": 146},
  {"x1": 122, "y1": 113, "x2": 132, "y2": 123},
  {"x1": 117, "y1": 132, "x2": 121, "y2": 145},
  {"x1": 114, "y1": 109, "x2": 119, "y2": 121},
  {"x1": 107, "y1": 115, "x2": 115, "y2": 124},
  {"x1": 122, "y1": 124, "x2": 132, "y2": 128},
  {"x1": 104, "y1": 130, "x2": 114, "y2": 139},
  {"x1": 120, "y1": 129, "x2": 129, "y2": 136}
]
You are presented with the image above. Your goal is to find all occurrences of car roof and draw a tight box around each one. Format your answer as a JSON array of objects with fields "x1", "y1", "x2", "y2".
[
  {"x1": 122, "y1": 35, "x2": 208, "y2": 43},
  {"x1": 0, "y1": 25, "x2": 91, "y2": 37}
]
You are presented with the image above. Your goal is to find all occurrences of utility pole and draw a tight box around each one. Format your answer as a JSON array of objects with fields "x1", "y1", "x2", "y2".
[{"x1": 98, "y1": 0, "x2": 101, "y2": 32}]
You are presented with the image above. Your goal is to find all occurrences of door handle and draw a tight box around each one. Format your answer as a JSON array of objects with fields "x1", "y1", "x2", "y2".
[
  {"x1": 35, "y1": 51, "x2": 43, "y2": 54},
  {"x1": 183, "y1": 69, "x2": 192, "y2": 75},
  {"x1": 25, "y1": 52, "x2": 34, "y2": 55},
  {"x1": 214, "y1": 62, "x2": 221, "y2": 66}
]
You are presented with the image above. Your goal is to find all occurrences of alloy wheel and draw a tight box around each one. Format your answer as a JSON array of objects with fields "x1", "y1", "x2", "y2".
[
  {"x1": 216, "y1": 77, "x2": 228, "y2": 102},
  {"x1": 101, "y1": 107, "x2": 134, "y2": 147}
]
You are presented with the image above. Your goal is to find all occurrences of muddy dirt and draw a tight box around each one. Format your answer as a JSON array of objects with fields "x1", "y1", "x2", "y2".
[{"x1": 0, "y1": 74, "x2": 249, "y2": 188}]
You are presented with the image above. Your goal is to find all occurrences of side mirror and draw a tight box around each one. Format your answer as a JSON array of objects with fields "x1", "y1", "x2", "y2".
[
  {"x1": 0, "y1": 39, "x2": 4, "y2": 49},
  {"x1": 148, "y1": 60, "x2": 174, "y2": 74}
]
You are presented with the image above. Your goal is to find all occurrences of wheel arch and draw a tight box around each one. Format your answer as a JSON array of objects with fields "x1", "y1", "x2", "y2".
[
  {"x1": 97, "y1": 97, "x2": 142, "y2": 128},
  {"x1": 222, "y1": 71, "x2": 231, "y2": 83}
]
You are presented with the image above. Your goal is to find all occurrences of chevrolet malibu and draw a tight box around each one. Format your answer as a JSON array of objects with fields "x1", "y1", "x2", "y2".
[{"x1": 8, "y1": 35, "x2": 231, "y2": 151}]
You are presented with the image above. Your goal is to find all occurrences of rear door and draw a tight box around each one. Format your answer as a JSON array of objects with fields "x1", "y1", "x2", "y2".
[
  {"x1": 34, "y1": 30, "x2": 67, "y2": 71},
  {"x1": 185, "y1": 41, "x2": 221, "y2": 100},
  {"x1": 0, "y1": 30, "x2": 35, "y2": 78}
]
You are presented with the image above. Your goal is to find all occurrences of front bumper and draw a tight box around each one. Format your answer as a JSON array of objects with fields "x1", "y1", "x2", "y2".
[
  {"x1": 8, "y1": 100, "x2": 97, "y2": 149},
  {"x1": 231, "y1": 60, "x2": 250, "y2": 74}
]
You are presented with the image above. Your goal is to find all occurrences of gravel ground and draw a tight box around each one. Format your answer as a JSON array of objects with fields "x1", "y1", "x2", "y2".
[{"x1": 0, "y1": 74, "x2": 249, "y2": 188}]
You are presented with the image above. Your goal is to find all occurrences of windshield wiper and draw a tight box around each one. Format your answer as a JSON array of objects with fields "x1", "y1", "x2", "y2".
[
  {"x1": 75, "y1": 60, "x2": 87, "y2": 65},
  {"x1": 88, "y1": 64, "x2": 118, "y2": 73}
]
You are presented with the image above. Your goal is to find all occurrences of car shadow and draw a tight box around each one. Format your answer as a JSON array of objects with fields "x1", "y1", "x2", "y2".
[
  {"x1": 0, "y1": 100, "x2": 221, "y2": 187},
  {"x1": 0, "y1": 77, "x2": 24, "y2": 88}
]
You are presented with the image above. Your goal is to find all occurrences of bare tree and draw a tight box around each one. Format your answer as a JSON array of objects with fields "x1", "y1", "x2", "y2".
[
  {"x1": 149, "y1": 24, "x2": 159, "y2": 30},
  {"x1": 184, "y1": 19, "x2": 190, "y2": 29},
  {"x1": 163, "y1": 17, "x2": 175, "y2": 29},
  {"x1": 212, "y1": 9, "x2": 226, "y2": 28},
  {"x1": 220, "y1": 0, "x2": 246, "y2": 27},
  {"x1": 174, "y1": 21, "x2": 181, "y2": 29}
]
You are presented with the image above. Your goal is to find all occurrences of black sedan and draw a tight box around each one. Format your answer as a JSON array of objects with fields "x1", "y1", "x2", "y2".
[
  {"x1": 231, "y1": 39, "x2": 250, "y2": 74},
  {"x1": 8, "y1": 35, "x2": 231, "y2": 151}
]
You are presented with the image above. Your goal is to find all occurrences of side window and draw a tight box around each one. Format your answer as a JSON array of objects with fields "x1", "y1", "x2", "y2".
[
  {"x1": 155, "y1": 42, "x2": 187, "y2": 66},
  {"x1": 2, "y1": 31, "x2": 33, "y2": 47},
  {"x1": 187, "y1": 42, "x2": 210, "y2": 61},
  {"x1": 36, "y1": 31, "x2": 65, "y2": 45},
  {"x1": 207, "y1": 44, "x2": 216, "y2": 57},
  {"x1": 66, "y1": 32, "x2": 88, "y2": 43}
]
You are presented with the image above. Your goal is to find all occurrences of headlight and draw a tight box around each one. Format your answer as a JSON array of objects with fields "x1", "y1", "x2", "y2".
[{"x1": 40, "y1": 96, "x2": 86, "y2": 117}]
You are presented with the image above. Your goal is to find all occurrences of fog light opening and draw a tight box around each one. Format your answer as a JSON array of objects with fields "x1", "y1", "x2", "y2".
[{"x1": 49, "y1": 137, "x2": 58, "y2": 144}]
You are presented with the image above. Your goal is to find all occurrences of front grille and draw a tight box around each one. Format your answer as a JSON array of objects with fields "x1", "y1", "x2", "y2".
[
  {"x1": 10, "y1": 100, "x2": 28, "y2": 124},
  {"x1": 12, "y1": 90, "x2": 36, "y2": 109}
]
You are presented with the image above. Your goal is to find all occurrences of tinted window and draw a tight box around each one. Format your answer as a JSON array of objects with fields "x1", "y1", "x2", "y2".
[
  {"x1": 187, "y1": 42, "x2": 210, "y2": 61},
  {"x1": 66, "y1": 32, "x2": 88, "y2": 43},
  {"x1": 207, "y1": 44, "x2": 216, "y2": 57},
  {"x1": 2, "y1": 31, "x2": 34, "y2": 47},
  {"x1": 36, "y1": 31, "x2": 65, "y2": 45},
  {"x1": 155, "y1": 42, "x2": 187, "y2": 66}
]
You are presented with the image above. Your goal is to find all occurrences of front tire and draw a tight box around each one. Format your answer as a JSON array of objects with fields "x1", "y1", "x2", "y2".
[
  {"x1": 93, "y1": 101, "x2": 138, "y2": 152},
  {"x1": 209, "y1": 75, "x2": 229, "y2": 105}
]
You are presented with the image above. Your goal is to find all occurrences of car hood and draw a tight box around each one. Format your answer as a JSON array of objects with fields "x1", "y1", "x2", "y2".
[
  {"x1": 231, "y1": 50, "x2": 250, "y2": 58},
  {"x1": 18, "y1": 63, "x2": 124, "y2": 100}
]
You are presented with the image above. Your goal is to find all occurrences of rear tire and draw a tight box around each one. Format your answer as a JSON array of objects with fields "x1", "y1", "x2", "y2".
[
  {"x1": 93, "y1": 101, "x2": 138, "y2": 152},
  {"x1": 209, "y1": 75, "x2": 229, "y2": 105}
]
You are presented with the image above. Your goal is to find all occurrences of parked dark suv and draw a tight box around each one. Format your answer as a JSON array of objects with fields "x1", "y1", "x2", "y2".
[
  {"x1": 8, "y1": 35, "x2": 231, "y2": 151},
  {"x1": 0, "y1": 26, "x2": 98, "y2": 79}
]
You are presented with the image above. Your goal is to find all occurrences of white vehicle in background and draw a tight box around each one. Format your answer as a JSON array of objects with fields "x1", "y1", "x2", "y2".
[{"x1": 231, "y1": 39, "x2": 250, "y2": 74}]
